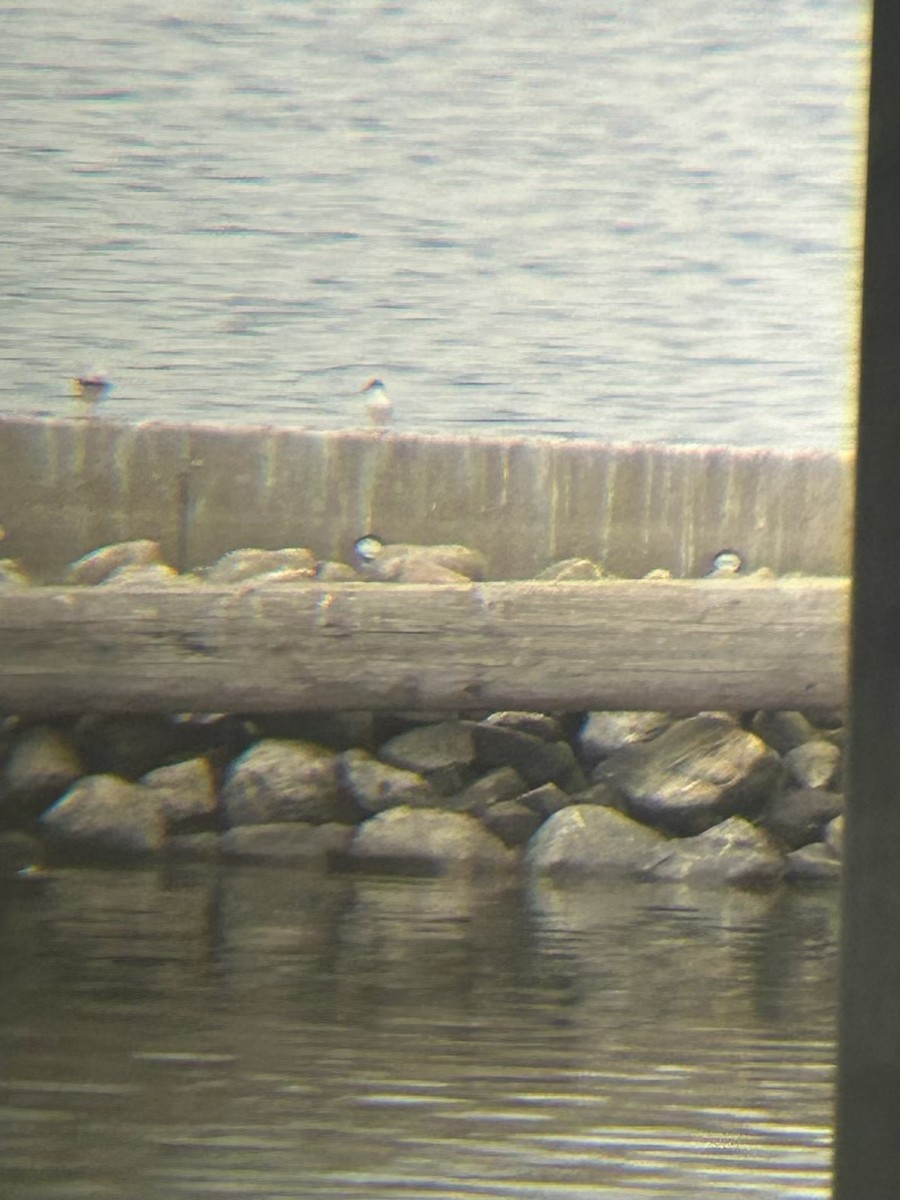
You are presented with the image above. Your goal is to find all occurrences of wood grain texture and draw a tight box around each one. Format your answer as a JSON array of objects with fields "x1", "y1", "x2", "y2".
[{"x1": 0, "y1": 579, "x2": 849, "y2": 714}]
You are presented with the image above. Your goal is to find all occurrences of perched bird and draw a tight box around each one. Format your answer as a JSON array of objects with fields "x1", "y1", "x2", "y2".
[
  {"x1": 360, "y1": 377, "x2": 393, "y2": 428},
  {"x1": 706, "y1": 549, "x2": 743, "y2": 578},
  {"x1": 71, "y1": 375, "x2": 111, "y2": 413}
]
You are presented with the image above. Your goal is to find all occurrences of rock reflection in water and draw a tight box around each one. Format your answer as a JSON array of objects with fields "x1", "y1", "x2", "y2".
[{"x1": 0, "y1": 866, "x2": 836, "y2": 1198}]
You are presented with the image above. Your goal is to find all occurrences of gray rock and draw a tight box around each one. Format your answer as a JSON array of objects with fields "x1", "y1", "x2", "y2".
[
  {"x1": 480, "y1": 711, "x2": 563, "y2": 742},
  {"x1": 534, "y1": 558, "x2": 605, "y2": 582},
  {"x1": 751, "y1": 710, "x2": 820, "y2": 755},
  {"x1": 379, "y1": 721, "x2": 477, "y2": 796},
  {"x1": 0, "y1": 725, "x2": 84, "y2": 826},
  {"x1": 340, "y1": 748, "x2": 437, "y2": 813},
  {"x1": 825, "y1": 814, "x2": 844, "y2": 859},
  {"x1": 222, "y1": 739, "x2": 358, "y2": 826},
  {"x1": 638, "y1": 816, "x2": 785, "y2": 889},
  {"x1": 783, "y1": 740, "x2": 841, "y2": 790},
  {"x1": 518, "y1": 782, "x2": 573, "y2": 818},
  {"x1": 785, "y1": 842, "x2": 841, "y2": 883},
  {"x1": 758, "y1": 788, "x2": 844, "y2": 851},
  {"x1": 360, "y1": 543, "x2": 487, "y2": 582},
  {"x1": 594, "y1": 715, "x2": 783, "y2": 836},
  {"x1": 140, "y1": 757, "x2": 217, "y2": 831},
  {"x1": 40, "y1": 775, "x2": 165, "y2": 857},
  {"x1": 456, "y1": 767, "x2": 527, "y2": 814},
  {"x1": 526, "y1": 805, "x2": 668, "y2": 879},
  {"x1": 100, "y1": 564, "x2": 191, "y2": 589},
  {"x1": 479, "y1": 800, "x2": 544, "y2": 848},
  {"x1": 314, "y1": 561, "x2": 359, "y2": 582},
  {"x1": 201, "y1": 547, "x2": 316, "y2": 584},
  {"x1": 65, "y1": 539, "x2": 163, "y2": 585},
  {"x1": 220, "y1": 822, "x2": 353, "y2": 864},
  {"x1": 472, "y1": 722, "x2": 584, "y2": 790},
  {"x1": 578, "y1": 711, "x2": 671, "y2": 766},
  {"x1": 349, "y1": 806, "x2": 513, "y2": 876},
  {"x1": 0, "y1": 558, "x2": 31, "y2": 588}
]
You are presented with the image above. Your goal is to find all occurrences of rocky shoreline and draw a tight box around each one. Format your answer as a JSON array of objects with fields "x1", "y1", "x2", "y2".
[{"x1": 0, "y1": 538, "x2": 844, "y2": 888}]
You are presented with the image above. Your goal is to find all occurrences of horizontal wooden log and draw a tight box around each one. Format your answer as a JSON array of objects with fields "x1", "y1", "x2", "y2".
[{"x1": 0, "y1": 579, "x2": 848, "y2": 715}]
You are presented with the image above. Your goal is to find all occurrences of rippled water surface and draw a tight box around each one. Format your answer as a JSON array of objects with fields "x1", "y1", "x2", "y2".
[
  {"x1": 1, "y1": 867, "x2": 838, "y2": 1198},
  {"x1": 1, "y1": 0, "x2": 868, "y2": 447}
]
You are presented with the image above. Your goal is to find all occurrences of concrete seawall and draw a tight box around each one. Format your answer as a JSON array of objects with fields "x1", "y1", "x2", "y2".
[{"x1": 0, "y1": 417, "x2": 853, "y2": 580}]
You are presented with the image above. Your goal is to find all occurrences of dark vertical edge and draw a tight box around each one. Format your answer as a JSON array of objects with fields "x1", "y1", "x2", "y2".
[{"x1": 834, "y1": 6, "x2": 900, "y2": 1198}]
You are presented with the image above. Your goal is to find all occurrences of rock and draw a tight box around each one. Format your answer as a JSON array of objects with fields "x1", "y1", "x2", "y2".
[
  {"x1": 0, "y1": 559, "x2": 30, "y2": 588},
  {"x1": 359, "y1": 542, "x2": 487, "y2": 582},
  {"x1": 526, "y1": 805, "x2": 668, "y2": 880},
  {"x1": 339, "y1": 749, "x2": 437, "y2": 813},
  {"x1": 783, "y1": 741, "x2": 841, "y2": 790},
  {"x1": 314, "y1": 561, "x2": 359, "y2": 582},
  {"x1": 456, "y1": 767, "x2": 527, "y2": 814},
  {"x1": 140, "y1": 757, "x2": 217, "y2": 831},
  {"x1": 479, "y1": 800, "x2": 544, "y2": 847},
  {"x1": 472, "y1": 722, "x2": 584, "y2": 790},
  {"x1": 100, "y1": 564, "x2": 189, "y2": 589},
  {"x1": 518, "y1": 782, "x2": 573, "y2": 818},
  {"x1": 348, "y1": 806, "x2": 513, "y2": 876},
  {"x1": 387, "y1": 560, "x2": 472, "y2": 583},
  {"x1": 825, "y1": 814, "x2": 844, "y2": 859},
  {"x1": 222, "y1": 740, "x2": 359, "y2": 826},
  {"x1": 0, "y1": 725, "x2": 84, "y2": 826},
  {"x1": 577, "y1": 711, "x2": 671, "y2": 766},
  {"x1": 200, "y1": 547, "x2": 316, "y2": 584},
  {"x1": 639, "y1": 817, "x2": 785, "y2": 889},
  {"x1": 40, "y1": 775, "x2": 165, "y2": 857},
  {"x1": 480, "y1": 711, "x2": 563, "y2": 742},
  {"x1": 379, "y1": 721, "x2": 477, "y2": 796},
  {"x1": 758, "y1": 788, "x2": 844, "y2": 851},
  {"x1": 593, "y1": 715, "x2": 783, "y2": 836},
  {"x1": 785, "y1": 842, "x2": 842, "y2": 883},
  {"x1": 65, "y1": 539, "x2": 163, "y2": 585},
  {"x1": 534, "y1": 558, "x2": 604, "y2": 582},
  {"x1": 751, "y1": 710, "x2": 820, "y2": 755},
  {"x1": 642, "y1": 568, "x2": 672, "y2": 580},
  {"x1": 220, "y1": 822, "x2": 353, "y2": 864}
]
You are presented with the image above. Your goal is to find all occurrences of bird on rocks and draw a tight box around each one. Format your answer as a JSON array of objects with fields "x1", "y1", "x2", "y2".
[
  {"x1": 360, "y1": 377, "x2": 393, "y2": 428},
  {"x1": 706, "y1": 549, "x2": 743, "y2": 578},
  {"x1": 71, "y1": 374, "x2": 111, "y2": 414}
]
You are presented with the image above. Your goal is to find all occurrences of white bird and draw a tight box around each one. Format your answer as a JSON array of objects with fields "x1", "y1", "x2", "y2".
[
  {"x1": 360, "y1": 377, "x2": 393, "y2": 428},
  {"x1": 71, "y1": 374, "x2": 111, "y2": 414}
]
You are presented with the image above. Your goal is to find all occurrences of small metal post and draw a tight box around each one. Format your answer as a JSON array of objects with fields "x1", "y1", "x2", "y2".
[{"x1": 833, "y1": 3, "x2": 900, "y2": 1196}]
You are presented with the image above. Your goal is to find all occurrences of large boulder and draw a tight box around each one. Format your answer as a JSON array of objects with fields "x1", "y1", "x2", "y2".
[
  {"x1": 348, "y1": 807, "x2": 513, "y2": 877},
  {"x1": 0, "y1": 725, "x2": 84, "y2": 827},
  {"x1": 222, "y1": 740, "x2": 358, "y2": 826},
  {"x1": 140, "y1": 757, "x2": 217, "y2": 832},
  {"x1": 339, "y1": 749, "x2": 437, "y2": 813},
  {"x1": 638, "y1": 816, "x2": 785, "y2": 889},
  {"x1": 526, "y1": 805, "x2": 667, "y2": 880},
  {"x1": 472, "y1": 722, "x2": 585, "y2": 790},
  {"x1": 379, "y1": 721, "x2": 477, "y2": 796},
  {"x1": 593, "y1": 715, "x2": 784, "y2": 836},
  {"x1": 40, "y1": 775, "x2": 165, "y2": 857}
]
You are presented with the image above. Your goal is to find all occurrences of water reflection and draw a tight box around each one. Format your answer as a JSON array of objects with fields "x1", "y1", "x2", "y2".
[{"x1": 0, "y1": 867, "x2": 836, "y2": 1197}]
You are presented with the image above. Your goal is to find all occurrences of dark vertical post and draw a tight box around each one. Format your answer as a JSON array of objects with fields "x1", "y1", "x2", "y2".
[{"x1": 834, "y1": 5, "x2": 900, "y2": 1197}]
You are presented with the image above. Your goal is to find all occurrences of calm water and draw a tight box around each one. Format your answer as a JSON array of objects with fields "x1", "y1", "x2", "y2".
[
  {"x1": 1, "y1": 0, "x2": 868, "y2": 447},
  {"x1": 0, "y1": 867, "x2": 838, "y2": 1198}
]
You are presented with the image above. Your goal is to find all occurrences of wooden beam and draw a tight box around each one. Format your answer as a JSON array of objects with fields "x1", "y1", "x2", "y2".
[
  {"x1": 834, "y1": 2, "x2": 900, "y2": 1196},
  {"x1": 0, "y1": 579, "x2": 848, "y2": 715}
]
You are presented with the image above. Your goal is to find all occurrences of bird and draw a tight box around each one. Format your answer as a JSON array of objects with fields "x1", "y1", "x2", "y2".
[
  {"x1": 706, "y1": 549, "x2": 743, "y2": 578},
  {"x1": 360, "y1": 378, "x2": 393, "y2": 428},
  {"x1": 71, "y1": 374, "x2": 111, "y2": 413}
]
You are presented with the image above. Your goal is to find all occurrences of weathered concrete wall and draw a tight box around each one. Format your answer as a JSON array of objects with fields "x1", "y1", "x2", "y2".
[{"x1": 0, "y1": 416, "x2": 853, "y2": 581}]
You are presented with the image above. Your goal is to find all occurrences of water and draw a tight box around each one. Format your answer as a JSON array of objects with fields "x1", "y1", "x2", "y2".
[
  {"x1": 1, "y1": 0, "x2": 868, "y2": 447},
  {"x1": 0, "y1": 866, "x2": 838, "y2": 1198}
]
